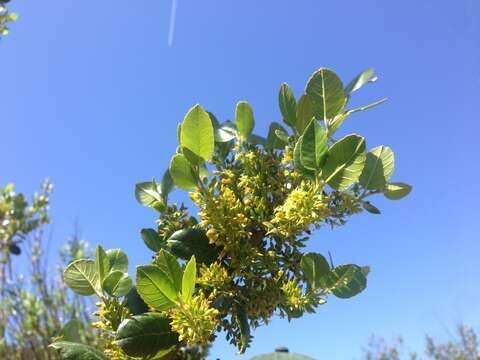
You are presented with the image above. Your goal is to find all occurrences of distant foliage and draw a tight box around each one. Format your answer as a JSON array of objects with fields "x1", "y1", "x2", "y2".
[
  {"x1": 0, "y1": 183, "x2": 97, "y2": 359},
  {"x1": 55, "y1": 67, "x2": 411, "y2": 359},
  {"x1": 363, "y1": 324, "x2": 479, "y2": 360}
]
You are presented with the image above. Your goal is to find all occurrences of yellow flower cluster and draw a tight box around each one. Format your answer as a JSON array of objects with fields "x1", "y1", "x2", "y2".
[
  {"x1": 271, "y1": 182, "x2": 330, "y2": 238},
  {"x1": 198, "y1": 262, "x2": 230, "y2": 291},
  {"x1": 170, "y1": 293, "x2": 220, "y2": 346},
  {"x1": 281, "y1": 280, "x2": 310, "y2": 311}
]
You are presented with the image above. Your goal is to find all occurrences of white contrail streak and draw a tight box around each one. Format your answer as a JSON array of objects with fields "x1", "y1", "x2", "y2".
[{"x1": 168, "y1": 0, "x2": 177, "y2": 47}]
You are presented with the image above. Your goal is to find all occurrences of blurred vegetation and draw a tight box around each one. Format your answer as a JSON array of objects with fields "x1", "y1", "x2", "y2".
[
  {"x1": 0, "y1": 0, "x2": 17, "y2": 37},
  {"x1": 363, "y1": 324, "x2": 479, "y2": 360},
  {"x1": 0, "y1": 182, "x2": 97, "y2": 359}
]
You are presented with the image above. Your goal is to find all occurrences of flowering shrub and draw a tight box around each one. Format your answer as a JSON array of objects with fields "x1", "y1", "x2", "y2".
[{"x1": 52, "y1": 67, "x2": 411, "y2": 359}]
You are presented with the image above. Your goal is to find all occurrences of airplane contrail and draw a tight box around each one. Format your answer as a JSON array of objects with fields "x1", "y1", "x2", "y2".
[{"x1": 168, "y1": 0, "x2": 177, "y2": 47}]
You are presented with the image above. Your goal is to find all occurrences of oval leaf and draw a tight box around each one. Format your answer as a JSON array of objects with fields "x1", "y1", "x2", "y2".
[
  {"x1": 136, "y1": 265, "x2": 177, "y2": 311},
  {"x1": 267, "y1": 122, "x2": 288, "y2": 150},
  {"x1": 180, "y1": 104, "x2": 214, "y2": 161},
  {"x1": 384, "y1": 182, "x2": 412, "y2": 200},
  {"x1": 141, "y1": 228, "x2": 164, "y2": 252},
  {"x1": 235, "y1": 101, "x2": 255, "y2": 141},
  {"x1": 103, "y1": 271, "x2": 133, "y2": 297},
  {"x1": 64, "y1": 259, "x2": 99, "y2": 296},
  {"x1": 279, "y1": 83, "x2": 297, "y2": 128},
  {"x1": 167, "y1": 228, "x2": 220, "y2": 265},
  {"x1": 169, "y1": 154, "x2": 197, "y2": 190},
  {"x1": 50, "y1": 341, "x2": 109, "y2": 360},
  {"x1": 305, "y1": 68, "x2": 347, "y2": 120},
  {"x1": 106, "y1": 249, "x2": 129, "y2": 273},
  {"x1": 115, "y1": 313, "x2": 179, "y2": 358},
  {"x1": 300, "y1": 252, "x2": 330, "y2": 289},
  {"x1": 126, "y1": 286, "x2": 149, "y2": 315},
  {"x1": 135, "y1": 181, "x2": 164, "y2": 208},
  {"x1": 345, "y1": 68, "x2": 375, "y2": 95},
  {"x1": 359, "y1": 145, "x2": 394, "y2": 190},
  {"x1": 322, "y1": 134, "x2": 366, "y2": 190},
  {"x1": 155, "y1": 249, "x2": 183, "y2": 293},
  {"x1": 95, "y1": 245, "x2": 110, "y2": 287},
  {"x1": 300, "y1": 119, "x2": 328, "y2": 171},
  {"x1": 363, "y1": 201, "x2": 381, "y2": 214},
  {"x1": 323, "y1": 264, "x2": 367, "y2": 299},
  {"x1": 182, "y1": 256, "x2": 196, "y2": 302},
  {"x1": 295, "y1": 94, "x2": 314, "y2": 135},
  {"x1": 293, "y1": 136, "x2": 316, "y2": 180}
]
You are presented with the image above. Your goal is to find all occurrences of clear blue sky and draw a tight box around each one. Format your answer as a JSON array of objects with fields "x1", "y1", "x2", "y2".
[{"x1": 2, "y1": 0, "x2": 479, "y2": 358}]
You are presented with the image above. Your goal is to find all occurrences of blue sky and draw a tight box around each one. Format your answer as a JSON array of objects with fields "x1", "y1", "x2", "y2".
[{"x1": 2, "y1": 0, "x2": 480, "y2": 358}]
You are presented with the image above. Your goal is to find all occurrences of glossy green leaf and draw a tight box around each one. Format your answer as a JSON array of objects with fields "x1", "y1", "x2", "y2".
[
  {"x1": 359, "y1": 146, "x2": 394, "y2": 190},
  {"x1": 300, "y1": 252, "x2": 330, "y2": 289},
  {"x1": 135, "y1": 181, "x2": 164, "y2": 209},
  {"x1": 141, "y1": 228, "x2": 164, "y2": 252},
  {"x1": 363, "y1": 201, "x2": 381, "y2": 214},
  {"x1": 155, "y1": 249, "x2": 183, "y2": 293},
  {"x1": 300, "y1": 119, "x2": 328, "y2": 171},
  {"x1": 295, "y1": 94, "x2": 314, "y2": 135},
  {"x1": 305, "y1": 68, "x2": 347, "y2": 120},
  {"x1": 160, "y1": 169, "x2": 174, "y2": 199},
  {"x1": 106, "y1": 249, "x2": 129, "y2": 273},
  {"x1": 180, "y1": 104, "x2": 214, "y2": 161},
  {"x1": 323, "y1": 264, "x2": 367, "y2": 299},
  {"x1": 95, "y1": 245, "x2": 109, "y2": 287},
  {"x1": 126, "y1": 286, "x2": 149, "y2": 315},
  {"x1": 182, "y1": 256, "x2": 196, "y2": 302},
  {"x1": 169, "y1": 154, "x2": 197, "y2": 190},
  {"x1": 279, "y1": 83, "x2": 297, "y2": 128},
  {"x1": 293, "y1": 136, "x2": 316, "y2": 180},
  {"x1": 384, "y1": 182, "x2": 412, "y2": 200},
  {"x1": 102, "y1": 271, "x2": 133, "y2": 297},
  {"x1": 345, "y1": 68, "x2": 375, "y2": 95},
  {"x1": 267, "y1": 122, "x2": 288, "y2": 150},
  {"x1": 64, "y1": 259, "x2": 99, "y2": 296},
  {"x1": 115, "y1": 313, "x2": 179, "y2": 358},
  {"x1": 167, "y1": 228, "x2": 220, "y2": 264},
  {"x1": 235, "y1": 101, "x2": 255, "y2": 141},
  {"x1": 136, "y1": 265, "x2": 177, "y2": 311},
  {"x1": 322, "y1": 134, "x2": 366, "y2": 190},
  {"x1": 50, "y1": 341, "x2": 109, "y2": 360}
]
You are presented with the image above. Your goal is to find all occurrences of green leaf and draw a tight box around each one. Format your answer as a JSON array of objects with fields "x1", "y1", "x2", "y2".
[
  {"x1": 235, "y1": 101, "x2": 255, "y2": 141},
  {"x1": 322, "y1": 134, "x2": 366, "y2": 190},
  {"x1": 141, "y1": 228, "x2": 164, "y2": 252},
  {"x1": 234, "y1": 303, "x2": 251, "y2": 354},
  {"x1": 106, "y1": 249, "x2": 129, "y2": 273},
  {"x1": 214, "y1": 121, "x2": 237, "y2": 143},
  {"x1": 300, "y1": 252, "x2": 330, "y2": 289},
  {"x1": 359, "y1": 145, "x2": 394, "y2": 190},
  {"x1": 323, "y1": 264, "x2": 367, "y2": 299},
  {"x1": 135, "y1": 181, "x2": 164, "y2": 209},
  {"x1": 95, "y1": 245, "x2": 110, "y2": 288},
  {"x1": 50, "y1": 341, "x2": 109, "y2": 360},
  {"x1": 248, "y1": 134, "x2": 267, "y2": 147},
  {"x1": 155, "y1": 249, "x2": 183, "y2": 293},
  {"x1": 363, "y1": 201, "x2": 381, "y2": 214},
  {"x1": 267, "y1": 122, "x2": 288, "y2": 150},
  {"x1": 180, "y1": 104, "x2": 214, "y2": 161},
  {"x1": 115, "y1": 313, "x2": 179, "y2": 358},
  {"x1": 64, "y1": 259, "x2": 99, "y2": 296},
  {"x1": 167, "y1": 228, "x2": 220, "y2": 264},
  {"x1": 305, "y1": 68, "x2": 347, "y2": 120},
  {"x1": 293, "y1": 136, "x2": 316, "y2": 180},
  {"x1": 384, "y1": 182, "x2": 412, "y2": 200},
  {"x1": 136, "y1": 265, "x2": 177, "y2": 311},
  {"x1": 295, "y1": 94, "x2": 314, "y2": 135},
  {"x1": 126, "y1": 286, "x2": 149, "y2": 315},
  {"x1": 60, "y1": 320, "x2": 82, "y2": 343},
  {"x1": 169, "y1": 154, "x2": 197, "y2": 190},
  {"x1": 279, "y1": 83, "x2": 297, "y2": 128},
  {"x1": 102, "y1": 271, "x2": 133, "y2": 297},
  {"x1": 345, "y1": 68, "x2": 375, "y2": 95},
  {"x1": 182, "y1": 256, "x2": 196, "y2": 302},
  {"x1": 160, "y1": 169, "x2": 174, "y2": 199},
  {"x1": 300, "y1": 119, "x2": 328, "y2": 171}
]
